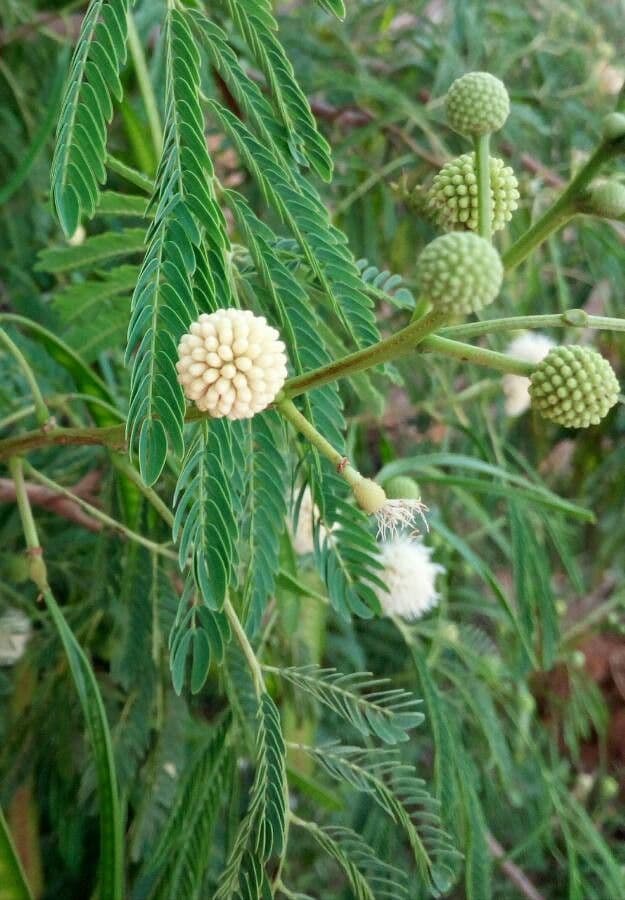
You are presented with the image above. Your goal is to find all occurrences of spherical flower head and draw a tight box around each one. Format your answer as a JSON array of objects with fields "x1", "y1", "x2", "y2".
[
  {"x1": 176, "y1": 309, "x2": 288, "y2": 420},
  {"x1": 587, "y1": 181, "x2": 625, "y2": 219},
  {"x1": 427, "y1": 153, "x2": 520, "y2": 233},
  {"x1": 502, "y1": 332, "x2": 555, "y2": 417},
  {"x1": 374, "y1": 537, "x2": 444, "y2": 621},
  {"x1": 529, "y1": 346, "x2": 620, "y2": 428},
  {"x1": 0, "y1": 608, "x2": 31, "y2": 667},
  {"x1": 416, "y1": 232, "x2": 503, "y2": 315},
  {"x1": 446, "y1": 72, "x2": 510, "y2": 136}
]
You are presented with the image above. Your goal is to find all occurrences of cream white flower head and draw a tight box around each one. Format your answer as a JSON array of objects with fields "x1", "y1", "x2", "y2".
[
  {"x1": 176, "y1": 309, "x2": 288, "y2": 420},
  {"x1": 374, "y1": 537, "x2": 445, "y2": 621},
  {"x1": 0, "y1": 608, "x2": 32, "y2": 667},
  {"x1": 502, "y1": 332, "x2": 555, "y2": 417}
]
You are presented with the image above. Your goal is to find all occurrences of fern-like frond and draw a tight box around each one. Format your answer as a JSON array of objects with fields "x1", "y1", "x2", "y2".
[
  {"x1": 264, "y1": 664, "x2": 423, "y2": 744},
  {"x1": 173, "y1": 420, "x2": 239, "y2": 612},
  {"x1": 293, "y1": 819, "x2": 408, "y2": 900},
  {"x1": 208, "y1": 100, "x2": 379, "y2": 351},
  {"x1": 356, "y1": 258, "x2": 415, "y2": 310},
  {"x1": 299, "y1": 743, "x2": 459, "y2": 895},
  {"x1": 226, "y1": 191, "x2": 384, "y2": 619},
  {"x1": 219, "y1": 0, "x2": 333, "y2": 179},
  {"x1": 168, "y1": 580, "x2": 231, "y2": 696},
  {"x1": 215, "y1": 693, "x2": 287, "y2": 898},
  {"x1": 51, "y1": 0, "x2": 130, "y2": 235},
  {"x1": 147, "y1": 719, "x2": 232, "y2": 900},
  {"x1": 126, "y1": 7, "x2": 230, "y2": 484},
  {"x1": 242, "y1": 411, "x2": 288, "y2": 631}
]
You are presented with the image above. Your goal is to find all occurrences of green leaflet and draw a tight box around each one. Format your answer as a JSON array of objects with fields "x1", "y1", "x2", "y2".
[
  {"x1": 146, "y1": 720, "x2": 232, "y2": 900},
  {"x1": 51, "y1": 0, "x2": 130, "y2": 236},
  {"x1": 173, "y1": 420, "x2": 239, "y2": 612},
  {"x1": 217, "y1": 0, "x2": 333, "y2": 179},
  {"x1": 43, "y1": 589, "x2": 123, "y2": 900},
  {"x1": 242, "y1": 411, "x2": 288, "y2": 631},
  {"x1": 126, "y1": 7, "x2": 230, "y2": 485},
  {"x1": 0, "y1": 805, "x2": 33, "y2": 900},
  {"x1": 35, "y1": 228, "x2": 145, "y2": 273},
  {"x1": 301, "y1": 744, "x2": 459, "y2": 895},
  {"x1": 225, "y1": 192, "x2": 383, "y2": 620},
  {"x1": 313, "y1": 0, "x2": 346, "y2": 19},
  {"x1": 293, "y1": 820, "x2": 407, "y2": 900},
  {"x1": 264, "y1": 664, "x2": 423, "y2": 744},
  {"x1": 215, "y1": 693, "x2": 288, "y2": 899},
  {"x1": 208, "y1": 100, "x2": 379, "y2": 351},
  {"x1": 50, "y1": 264, "x2": 138, "y2": 362}
]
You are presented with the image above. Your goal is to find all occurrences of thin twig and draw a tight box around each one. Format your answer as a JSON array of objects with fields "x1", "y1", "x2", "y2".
[{"x1": 487, "y1": 833, "x2": 546, "y2": 900}]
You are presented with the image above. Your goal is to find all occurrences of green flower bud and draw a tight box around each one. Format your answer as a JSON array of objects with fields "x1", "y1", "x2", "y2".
[
  {"x1": 352, "y1": 477, "x2": 386, "y2": 515},
  {"x1": 383, "y1": 475, "x2": 421, "y2": 500},
  {"x1": 586, "y1": 181, "x2": 625, "y2": 219},
  {"x1": 427, "y1": 153, "x2": 520, "y2": 233},
  {"x1": 602, "y1": 112, "x2": 625, "y2": 142},
  {"x1": 446, "y1": 72, "x2": 510, "y2": 136},
  {"x1": 416, "y1": 232, "x2": 504, "y2": 315},
  {"x1": 529, "y1": 346, "x2": 620, "y2": 428}
]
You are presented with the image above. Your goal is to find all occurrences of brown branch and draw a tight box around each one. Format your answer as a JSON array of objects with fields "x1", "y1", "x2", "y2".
[
  {"x1": 0, "y1": 422, "x2": 126, "y2": 461},
  {"x1": 487, "y1": 833, "x2": 546, "y2": 900},
  {"x1": 0, "y1": 472, "x2": 103, "y2": 532}
]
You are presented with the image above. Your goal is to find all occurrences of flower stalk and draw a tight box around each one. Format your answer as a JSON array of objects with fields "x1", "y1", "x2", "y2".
[{"x1": 474, "y1": 133, "x2": 492, "y2": 240}]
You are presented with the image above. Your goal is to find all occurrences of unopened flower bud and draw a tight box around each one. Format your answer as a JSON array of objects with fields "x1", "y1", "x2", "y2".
[
  {"x1": 529, "y1": 346, "x2": 620, "y2": 428},
  {"x1": 383, "y1": 475, "x2": 421, "y2": 500},
  {"x1": 446, "y1": 72, "x2": 510, "y2": 136},
  {"x1": 586, "y1": 181, "x2": 625, "y2": 219},
  {"x1": 416, "y1": 232, "x2": 503, "y2": 315},
  {"x1": 427, "y1": 153, "x2": 519, "y2": 233}
]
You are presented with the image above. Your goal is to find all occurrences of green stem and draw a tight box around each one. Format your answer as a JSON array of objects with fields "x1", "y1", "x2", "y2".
[
  {"x1": 126, "y1": 12, "x2": 163, "y2": 161},
  {"x1": 111, "y1": 454, "x2": 174, "y2": 528},
  {"x1": 440, "y1": 310, "x2": 625, "y2": 340},
  {"x1": 277, "y1": 398, "x2": 362, "y2": 489},
  {"x1": 224, "y1": 597, "x2": 264, "y2": 697},
  {"x1": 22, "y1": 462, "x2": 177, "y2": 560},
  {"x1": 503, "y1": 140, "x2": 616, "y2": 271},
  {"x1": 0, "y1": 422, "x2": 126, "y2": 460},
  {"x1": 8, "y1": 458, "x2": 41, "y2": 556},
  {"x1": 422, "y1": 335, "x2": 534, "y2": 376},
  {"x1": 106, "y1": 153, "x2": 154, "y2": 194},
  {"x1": 0, "y1": 329, "x2": 50, "y2": 426},
  {"x1": 283, "y1": 309, "x2": 450, "y2": 397},
  {"x1": 474, "y1": 133, "x2": 492, "y2": 241}
]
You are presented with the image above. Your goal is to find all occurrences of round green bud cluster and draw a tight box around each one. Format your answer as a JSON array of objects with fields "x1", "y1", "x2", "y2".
[
  {"x1": 529, "y1": 346, "x2": 620, "y2": 428},
  {"x1": 446, "y1": 72, "x2": 510, "y2": 136},
  {"x1": 427, "y1": 153, "x2": 520, "y2": 233},
  {"x1": 383, "y1": 475, "x2": 421, "y2": 500},
  {"x1": 416, "y1": 232, "x2": 503, "y2": 315},
  {"x1": 587, "y1": 181, "x2": 625, "y2": 219},
  {"x1": 602, "y1": 112, "x2": 625, "y2": 142}
]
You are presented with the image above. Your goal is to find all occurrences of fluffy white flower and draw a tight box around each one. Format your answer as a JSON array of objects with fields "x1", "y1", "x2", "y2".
[
  {"x1": 0, "y1": 608, "x2": 32, "y2": 666},
  {"x1": 374, "y1": 537, "x2": 444, "y2": 621},
  {"x1": 502, "y1": 332, "x2": 555, "y2": 416},
  {"x1": 176, "y1": 309, "x2": 288, "y2": 419}
]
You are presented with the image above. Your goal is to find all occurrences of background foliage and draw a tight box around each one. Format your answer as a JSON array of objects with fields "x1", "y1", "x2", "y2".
[{"x1": 1, "y1": 0, "x2": 625, "y2": 898}]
